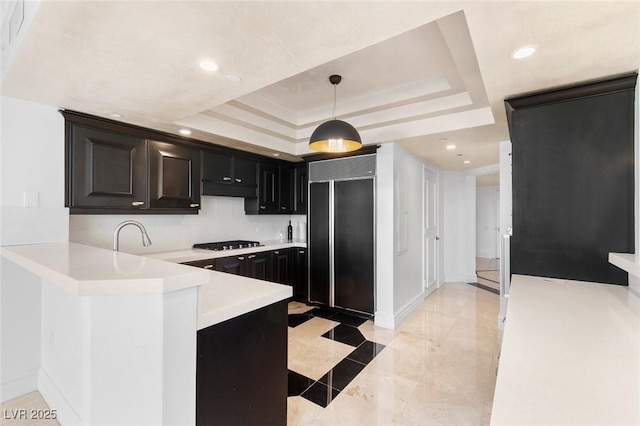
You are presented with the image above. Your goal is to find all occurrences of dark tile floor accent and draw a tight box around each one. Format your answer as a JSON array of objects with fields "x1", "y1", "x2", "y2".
[
  {"x1": 288, "y1": 306, "x2": 385, "y2": 408},
  {"x1": 321, "y1": 324, "x2": 367, "y2": 347},
  {"x1": 318, "y1": 358, "x2": 366, "y2": 391},
  {"x1": 300, "y1": 381, "x2": 340, "y2": 408},
  {"x1": 288, "y1": 370, "x2": 315, "y2": 397},
  {"x1": 466, "y1": 281, "x2": 500, "y2": 295},
  {"x1": 347, "y1": 340, "x2": 386, "y2": 365}
]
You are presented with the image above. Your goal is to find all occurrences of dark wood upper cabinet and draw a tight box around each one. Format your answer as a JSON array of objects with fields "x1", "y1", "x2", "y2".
[
  {"x1": 201, "y1": 150, "x2": 257, "y2": 198},
  {"x1": 148, "y1": 140, "x2": 200, "y2": 210},
  {"x1": 278, "y1": 165, "x2": 292, "y2": 213},
  {"x1": 506, "y1": 73, "x2": 636, "y2": 286},
  {"x1": 201, "y1": 150, "x2": 232, "y2": 184},
  {"x1": 234, "y1": 157, "x2": 258, "y2": 187},
  {"x1": 259, "y1": 162, "x2": 280, "y2": 212},
  {"x1": 293, "y1": 163, "x2": 307, "y2": 214},
  {"x1": 244, "y1": 162, "x2": 293, "y2": 214},
  {"x1": 69, "y1": 126, "x2": 147, "y2": 209}
]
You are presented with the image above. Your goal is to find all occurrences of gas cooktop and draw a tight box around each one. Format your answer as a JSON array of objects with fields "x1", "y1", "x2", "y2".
[{"x1": 193, "y1": 240, "x2": 262, "y2": 251}]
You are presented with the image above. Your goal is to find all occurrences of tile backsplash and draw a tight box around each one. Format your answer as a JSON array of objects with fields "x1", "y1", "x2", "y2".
[{"x1": 69, "y1": 196, "x2": 306, "y2": 254}]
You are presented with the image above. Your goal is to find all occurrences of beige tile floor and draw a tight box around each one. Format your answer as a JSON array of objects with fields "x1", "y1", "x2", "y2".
[
  {"x1": 1, "y1": 283, "x2": 501, "y2": 426},
  {"x1": 288, "y1": 282, "x2": 502, "y2": 426},
  {"x1": 476, "y1": 257, "x2": 500, "y2": 291}
]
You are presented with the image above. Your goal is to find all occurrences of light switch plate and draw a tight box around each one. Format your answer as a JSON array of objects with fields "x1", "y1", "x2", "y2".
[{"x1": 23, "y1": 191, "x2": 39, "y2": 208}]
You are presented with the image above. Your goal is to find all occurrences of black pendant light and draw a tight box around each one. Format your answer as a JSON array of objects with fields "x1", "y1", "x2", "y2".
[{"x1": 309, "y1": 75, "x2": 362, "y2": 153}]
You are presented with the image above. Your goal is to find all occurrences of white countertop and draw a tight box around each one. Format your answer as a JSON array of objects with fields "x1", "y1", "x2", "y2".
[
  {"x1": 145, "y1": 241, "x2": 297, "y2": 329},
  {"x1": 146, "y1": 239, "x2": 306, "y2": 264},
  {"x1": 1, "y1": 241, "x2": 294, "y2": 329},
  {"x1": 491, "y1": 274, "x2": 640, "y2": 426},
  {"x1": 0, "y1": 242, "x2": 210, "y2": 296},
  {"x1": 197, "y1": 271, "x2": 292, "y2": 330}
]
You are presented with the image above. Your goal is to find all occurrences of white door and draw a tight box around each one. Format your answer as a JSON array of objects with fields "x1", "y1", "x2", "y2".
[
  {"x1": 424, "y1": 168, "x2": 438, "y2": 292},
  {"x1": 494, "y1": 188, "x2": 501, "y2": 259}
]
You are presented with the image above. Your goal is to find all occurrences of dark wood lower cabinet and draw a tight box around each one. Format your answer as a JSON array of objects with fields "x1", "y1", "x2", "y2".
[
  {"x1": 295, "y1": 247, "x2": 308, "y2": 302},
  {"x1": 245, "y1": 252, "x2": 271, "y2": 281},
  {"x1": 272, "y1": 248, "x2": 294, "y2": 285},
  {"x1": 197, "y1": 300, "x2": 287, "y2": 426}
]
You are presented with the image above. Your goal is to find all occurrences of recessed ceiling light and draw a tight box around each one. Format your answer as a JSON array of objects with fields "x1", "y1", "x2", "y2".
[
  {"x1": 511, "y1": 46, "x2": 537, "y2": 59},
  {"x1": 446, "y1": 144, "x2": 456, "y2": 151},
  {"x1": 272, "y1": 153, "x2": 281, "y2": 157},
  {"x1": 226, "y1": 74, "x2": 241, "y2": 83},
  {"x1": 199, "y1": 60, "x2": 219, "y2": 72},
  {"x1": 107, "y1": 112, "x2": 123, "y2": 118},
  {"x1": 179, "y1": 129, "x2": 192, "y2": 136},
  {"x1": 463, "y1": 160, "x2": 471, "y2": 164}
]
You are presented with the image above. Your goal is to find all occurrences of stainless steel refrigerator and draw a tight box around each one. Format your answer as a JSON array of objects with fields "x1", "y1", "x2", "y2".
[{"x1": 308, "y1": 154, "x2": 375, "y2": 315}]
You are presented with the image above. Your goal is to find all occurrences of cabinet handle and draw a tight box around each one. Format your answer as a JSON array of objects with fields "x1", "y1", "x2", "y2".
[
  {"x1": 260, "y1": 206, "x2": 266, "y2": 210},
  {"x1": 247, "y1": 255, "x2": 256, "y2": 259},
  {"x1": 223, "y1": 176, "x2": 232, "y2": 181},
  {"x1": 237, "y1": 256, "x2": 245, "y2": 260},
  {"x1": 235, "y1": 178, "x2": 242, "y2": 183},
  {"x1": 274, "y1": 251, "x2": 280, "y2": 254},
  {"x1": 280, "y1": 206, "x2": 286, "y2": 210},
  {"x1": 190, "y1": 203, "x2": 200, "y2": 208},
  {"x1": 299, "y1": 250, "x2": 305, "y2": 254},
  {"x1": 131, "y1": 201, "x2": 145, "y2": 206},
  {"x1": 203, "y1": 264, "x2": 214, "y2": 269}
]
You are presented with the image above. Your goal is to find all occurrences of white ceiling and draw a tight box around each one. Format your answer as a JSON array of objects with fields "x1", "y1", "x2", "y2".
[{"x1": 2, "y1": 1, "x2": 639, "y2": 172}]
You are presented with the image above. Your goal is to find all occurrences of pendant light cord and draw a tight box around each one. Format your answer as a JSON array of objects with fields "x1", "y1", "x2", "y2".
[{"x1": 332, "y1": 83, "x2": 337, "y2": 120}]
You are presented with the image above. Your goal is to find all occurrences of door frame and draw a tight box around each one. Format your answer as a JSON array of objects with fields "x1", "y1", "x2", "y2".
[{"x1": 422, "y1": 164, "x2": 440, "y2": 296}]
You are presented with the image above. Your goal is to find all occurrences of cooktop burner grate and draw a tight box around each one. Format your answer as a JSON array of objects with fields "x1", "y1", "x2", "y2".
[{"x1": 193, "y1": 240, "x2": 262, "y2": 251}]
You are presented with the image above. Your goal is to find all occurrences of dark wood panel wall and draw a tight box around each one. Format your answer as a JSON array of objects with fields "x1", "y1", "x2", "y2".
[{"x1": 506, "y1": 74, "x2": 637, "y2": 285}]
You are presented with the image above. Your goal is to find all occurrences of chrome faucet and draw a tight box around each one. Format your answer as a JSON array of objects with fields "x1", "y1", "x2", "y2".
[{"x1": 113, "y1": 220, "x2": 152, "y2": 252}]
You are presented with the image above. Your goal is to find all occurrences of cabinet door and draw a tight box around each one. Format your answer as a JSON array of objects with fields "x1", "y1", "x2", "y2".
[
  {"x1": 181, "y1": 259, "x2": 216, "y2": 270},
  {"x1": 233, "y1": 157, "x2": 257, "y2": 187},
  {"x1": 202, "y1": 150, "x2": 233, "y2": 184},
  {"x1": 334, "y1": 179, "x2": 374, "y2": 314},
  {"x1": 278, "y1": 166, "x2": 292, "y2": 213},
  {"x1": 308, "y1": 182, "x2": 330, "y2": 306},
  {"x1": 70, "y1": 126, "x2": 147, "y2": 208},
  {"x1": 272, "y1": 248, "x2": 294, "y2": 285},
  {"x1": 258, "y1": 163, "x2": 280, "y2": 212},
  {"x1": 214, "y1": 256, "x2": 246, "y2": 275},
  {"x1": 293, "y1": 164, "x2": 308, "y2": 214},
  {"x1": 295, "y1": 248, "x2": 308, "y2": 302},
  {"x1": 246, "y1": 252, "x2": 271, "y2": 281},
  {"x1": 148, "y1": 141, "x2": 201, "y2": 210}
]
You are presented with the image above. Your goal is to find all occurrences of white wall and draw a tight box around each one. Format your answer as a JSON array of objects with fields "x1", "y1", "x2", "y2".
[
  {"x1": 0, "y1": 96, "x2": 69, "y2": 245},
  {"x1": 442, "y1": 171, "x2": 476, "y2": 283},
  {"x1": 392, "y1": 144, "x2": 429, "y2": 313},
  {"x1": 0, "y1": 96, "x2": 68, "y2": 402},
  {"x1": 375, "y1": 145, "x2": 395, "y2": 328},
  {"x1": 375, "y1": 143, "x2": 442, "y2": 329},
  {"x1": 70, "y1": 198, "x2": 306, "y2": 254},
  {"x1": 476, "y1": 185, "x2": 499, "y2": 259}
]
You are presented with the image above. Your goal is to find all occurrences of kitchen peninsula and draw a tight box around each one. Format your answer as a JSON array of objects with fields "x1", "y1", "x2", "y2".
[{"x1": 0, "y1": 242, "x2": 293, "y2": 426}]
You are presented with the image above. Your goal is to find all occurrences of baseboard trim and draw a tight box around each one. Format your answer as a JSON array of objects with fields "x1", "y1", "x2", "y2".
[
  {"x1": 38, "y1": 368, "x2": 82, "y2": 426},
  {"x1": 374, "y1": 291, "x2": 425, "y2": 330},
  {"x1": 1, "y1": 369, "x2": 38, "y2": 403},
  {"x1": 464, "y1": 273, "x2": 478, "y2": 283}
]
